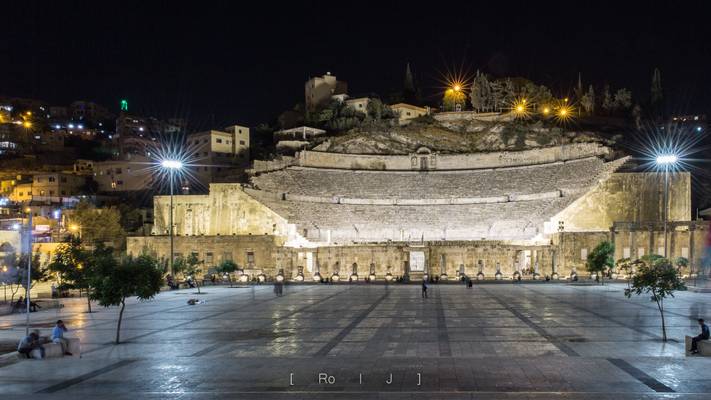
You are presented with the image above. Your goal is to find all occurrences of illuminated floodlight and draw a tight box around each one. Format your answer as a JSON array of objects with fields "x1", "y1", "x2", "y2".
[
  {"x1": 655, "y1": 154, "x2": 678, "y2": 165},
  {"x1": 510, "y1": 98, "x2": 530, "y2": 118},
  {"x1": 160, "y1": 160, "x2": 183, "y2": 170}
]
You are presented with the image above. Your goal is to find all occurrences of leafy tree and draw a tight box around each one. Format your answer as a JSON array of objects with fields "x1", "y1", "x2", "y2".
[
  {"x1": 216, "y1": 259, "x2": 239, "y2": 287},
  {"x1": 366, "y1": 98, "x2": 396, "y2": 121},
  {"x1": 674, "y1": 256, "x2": 689, "y2": 274},
  {"x1": 174, "y1": 253, "x2": 204, "y2": 293},
  {"x1": 586, "y1": 241, "x2": 615, "y2": 283},
  {"x1": 5, "y1": 253, "x2": 47, "y2": 303},
  {"x1": 624, "y1": 257, "x2": 685, "y2": 341},
  {"x1": 117, "y1": 204, "x2": 144, "y2": 234},
  {"x1": 47, "y1": 238, "x2": 94, "y2": 312},
  {"x1": 443, "y1": 89, "x2": 466, "y2": 111},
  {"x1": 69, "y1": 201, "x2": 125, "y2": 247},
  {"x1": 613, "y1": 88, "x2": 632, "y2": 111},
  {"x1": 90, "y1": 253, "x2": 162, "y2": 344}
]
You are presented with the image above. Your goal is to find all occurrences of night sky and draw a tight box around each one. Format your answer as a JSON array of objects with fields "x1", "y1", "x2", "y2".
[{"x1": 3, "y1": 1, "x2": 711, "y2": 128}]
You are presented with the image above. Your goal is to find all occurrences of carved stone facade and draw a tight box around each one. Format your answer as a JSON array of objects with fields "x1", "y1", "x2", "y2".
[{"x1": 128, "y1": 144, "x2": 706, "y2": 280}]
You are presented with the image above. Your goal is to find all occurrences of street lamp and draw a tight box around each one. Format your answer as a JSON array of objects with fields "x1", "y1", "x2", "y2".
[
  {"x1": 23, "y1": 207, "x2": 33, "y2": 335},
  {"x1": 656, "y1": 154, "x2": 678, "y2": 259},
  {"x1": 161, "y1": 159, "x2": 183, "y2": 277}
]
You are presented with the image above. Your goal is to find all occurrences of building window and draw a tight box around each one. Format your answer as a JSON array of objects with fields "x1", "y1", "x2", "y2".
[
  {"x1": 61, "y1": 191, "x2": 66, "y2": 195},
  {"x1": 48, "y1": 177, "x2": 56, "y2": 182},
  {"x1": 406, "y1": 111, "x2": 411, "y2": 116},
  {"x1": 60, "y1": 177, "x2": 67, "y2": 183},
  {"x1": 580, "y1": 248, "x2": 588, "y2": 260},
  {"x1": 239, "y1": 140, "x2": 245, "y2": 145},
  {"x1": 205, "y1": 252, "x2": 214, "y2": 264},
  {"x1": 216, "y1": 138, "x2": 222, "y2": 143},
  {"x1": 238, "y1": 129, "x2": 242, "y2": 133},
  {"x1": 40, "y1": 190, "x2": 45, "y2": 196},
  {"x1": 49, "y1": 190, "x2": 54, "y2": 196},
  {"x1": 623, "y1": 247, "x2": 631, "y2": 258},
  {"x1": 247, "y1": 251, "x2": 255, "y2": 264},
  {"x1": 657, "y1": 247, "x2": 665, "y2": 256},
  {"x1": 117, "y1": 180, "x2": 123, "y2": 185},
  {"x1": 681, "y1": 247, "x2": 689, "y2": 258},
  {"x1": 637, "y1": 247, "x2": 645, "y2": 258}
]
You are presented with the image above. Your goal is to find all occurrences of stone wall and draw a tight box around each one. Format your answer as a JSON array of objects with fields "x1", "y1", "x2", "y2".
[
  {"x1": 127, "y1": 235, "x2": 284, "y2": 278},
  {"x1": 152, "y1": 183, "x2": 292, "y2": 237},
  {"x1": 297, "y1": 143, "x2": 609, "y2": 171},
  {"x1": 434, "y1": 111, "x2": 514, "y2": 123},
  {"x1": 545, "y1": 172, "x2": 691, "y2": 233},
  {"x1": 612, "y1": 221, "x2": 709, "y2": 274},
  {"x1": 248, "y1": 156, "x2": 296, "y2": 175}
]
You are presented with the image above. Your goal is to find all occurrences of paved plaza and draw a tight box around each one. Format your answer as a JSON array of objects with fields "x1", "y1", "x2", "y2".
[{"x1": 1, "y1": 282, "x2": 711, "y2": 399}]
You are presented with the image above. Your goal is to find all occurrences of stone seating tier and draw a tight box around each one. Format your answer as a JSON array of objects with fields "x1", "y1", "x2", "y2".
[
  {"x1": 248, "y1": 190, "x2": 576, "y2": 241},
  {"x1": 251, "y1": 157, "x2": 619, "y2": 201}
]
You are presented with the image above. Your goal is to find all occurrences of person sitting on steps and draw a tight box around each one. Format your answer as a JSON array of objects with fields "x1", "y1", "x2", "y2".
[{"x1": 691, "y1": 318, "x2": 710, "y2": 354}]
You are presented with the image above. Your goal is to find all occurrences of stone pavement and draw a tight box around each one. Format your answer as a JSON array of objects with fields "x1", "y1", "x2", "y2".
[{"x1": 1, "y1": 282, "x2": 711, "y2": 399}]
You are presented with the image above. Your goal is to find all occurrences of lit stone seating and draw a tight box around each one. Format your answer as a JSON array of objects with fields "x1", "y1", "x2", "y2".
[
  {"x1": 251, "y1": 157, "x2": 611, "y2": 200},
  {"x1": 248, "y1": 190, "x2": 576, "y2": 241}
]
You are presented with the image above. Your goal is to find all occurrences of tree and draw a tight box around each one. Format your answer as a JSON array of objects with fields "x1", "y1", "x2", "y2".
[
  {"x1": 47, "y1": 238, "x2": 93, "y2": 312},
  {"x1": 174, "y1": 253, "x2": 204, "y2": 294},
  {"x1": 586, "y1": 241, "x2": 615, "y2": 283},
  {"x1": 5, "y1": 253, "x2": 47, "y2": 303},
  {"x1": 442, "y1": 89, "x2": 466, "y2": 111},
  {"x1": 580, "y1": 85, "x2": 595, "y2": 114},
  {"x1": 216, "y1": 260, "x2": 239, "y2": 287},
  {"x1": 470, "y1": 70, "x2": 492, "y2": 112},
  {"x1": 402, "y1": 62, "x2": 420, "y2": 104},
  {"x1": 625, "y1": 257, "x2": 685, "y2": 341},
  {"x1": 651, "y1": 67, "x2": 663, "y2": 110},
  {"x1": 613, "y1": 88, "x2": 632, "y2": 111},
  {"x1": 602, "y1": 85, "x2": 614, "y2": 113},
  {"x1": 674, "y1": 256, "x2": 689, "y2": 274},
  {"x1": 69, "y1": 201, "x2": 125, "y2": 247},
  {"x1": 90, "y1": 253, "x2": 162, "y2": 344}
]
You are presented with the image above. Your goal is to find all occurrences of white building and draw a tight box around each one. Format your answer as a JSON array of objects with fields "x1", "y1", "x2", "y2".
[
  {"x1": 305, "y1": 72, "x2": 347, "y2": 111},
  {"x1": 186, "y1": 125, "x2": 250, "y2": 191},
  {"x1": 391, "y1": 103, "x2": 429, "y2": 124}
]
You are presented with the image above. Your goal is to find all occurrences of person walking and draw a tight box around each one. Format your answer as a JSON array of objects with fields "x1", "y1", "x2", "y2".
[
  {"x1": 421, "y1": 280, "x2": 428, "y2": 298},
  {"x1": 691, "y1": 318, "x2": 710, "y2": 354},
  {"x1": 52, "y1": 320, "x2": 72, "y2": 356}
]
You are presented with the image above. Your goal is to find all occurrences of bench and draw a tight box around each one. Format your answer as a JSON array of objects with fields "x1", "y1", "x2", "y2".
[
  {"x1": 685, "y1": 335, "x2": 711, "y2": 356},
  {"x1": 28, "y1": 338, "x2": 81, "y2": 359}
]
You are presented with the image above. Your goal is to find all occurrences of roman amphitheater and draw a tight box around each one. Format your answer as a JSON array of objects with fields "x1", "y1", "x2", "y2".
[{"x1": 128, "y1": 115, "x2": 709, "y2": 282}]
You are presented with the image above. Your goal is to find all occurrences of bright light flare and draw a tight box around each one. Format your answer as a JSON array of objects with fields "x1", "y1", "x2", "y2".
[
  {"x1": 510, "y1": 98, "x2": 530, "y2": 119},
  {"x1": 160, "y1": 160, "x2": 183, "y2": 170},
  {"x1": 655, "y1": 154, "x2": 678, "y2": 165},
  {"x1": 553, "y1": 104, "x2": 575, "y2": 124}
]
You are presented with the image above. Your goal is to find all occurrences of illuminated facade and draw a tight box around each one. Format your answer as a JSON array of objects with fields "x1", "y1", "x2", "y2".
[{"x1": 129, "y1": 140, "x2": 708, "y2": 281}]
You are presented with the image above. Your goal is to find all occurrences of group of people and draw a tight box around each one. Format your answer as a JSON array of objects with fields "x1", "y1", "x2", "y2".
[
  {"x1": 17, "y1": 320, "x2": 72, "y2": 359},
  {"x1": 11, "y1": 296, "x2": 41, "y2": 313}
]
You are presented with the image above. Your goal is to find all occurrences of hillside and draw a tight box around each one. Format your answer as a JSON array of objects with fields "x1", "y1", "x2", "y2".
[{"x1": 313, "y1": 116, "x2": 620, "y2": 155}]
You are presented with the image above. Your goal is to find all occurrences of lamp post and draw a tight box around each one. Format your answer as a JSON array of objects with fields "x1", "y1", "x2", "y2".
[
  {"x1": 161, "y1": 160, "x2": 183, "y2": 277},
  {"x1": 24, "y1": 207, "x2": 33, "y2": 336},
  {"x1": 656, "y1": 154, "x2": 678, "y2": 259}
]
